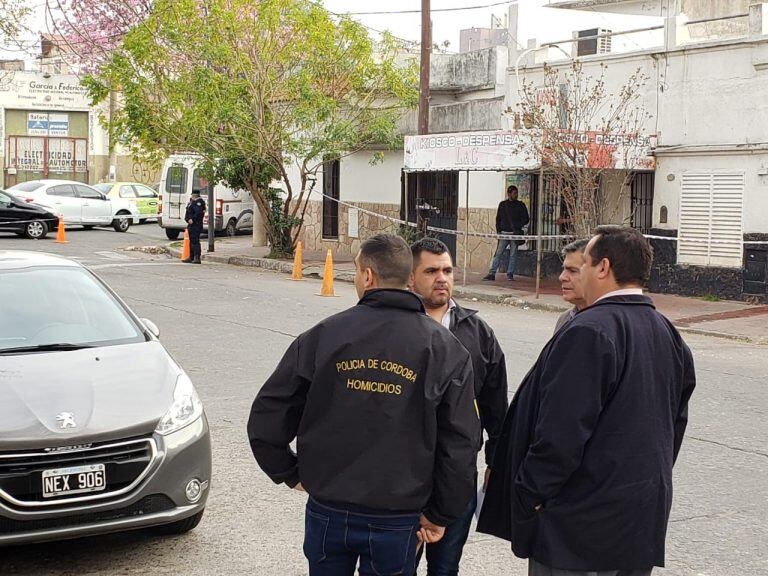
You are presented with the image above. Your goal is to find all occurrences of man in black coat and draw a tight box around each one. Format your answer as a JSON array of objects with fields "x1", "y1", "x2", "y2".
[
  {"x1": 478, "y1": 225, "x2": 696, "y2": 576},
  {"x1": 183, "y1": 189, "x2": 206, "y2": 264},
  {"x1": 483, "y1": 185, "x2": 530, "y2": 281},
  {"x1": 248, "y1": 234, "x2": 480, "y2": 576},
  {"x1": 409, "y1": 238, "x2": 508, "y2": 576}
]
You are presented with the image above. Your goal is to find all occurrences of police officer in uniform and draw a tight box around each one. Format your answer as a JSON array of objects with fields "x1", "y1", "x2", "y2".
[
  {"x1": 183, "y1": 189, "x2": 206, "y2": 264},
  {"x1": 248, "y1": 234, "x2": 480, "y2": 576}
]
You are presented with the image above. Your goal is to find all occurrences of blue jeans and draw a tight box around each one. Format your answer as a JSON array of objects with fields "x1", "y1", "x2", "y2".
[
  {"x1": 304, "y1": 498, "x2": 421, "y2": 576},
  {"x1": 413, "y1": 492, "x2": 476, "y2": 576},
  {"x1": 489, "y1": 238, "x2": 519, "y2": 277}
]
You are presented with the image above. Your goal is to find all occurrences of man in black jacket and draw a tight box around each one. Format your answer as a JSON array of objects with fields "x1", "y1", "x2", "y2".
[
  {"x1": 409, "y1": 238, "x2": 508, "y2": 576},
  {"x1": 248, "y1": 234, "x2": 480, "y2": 576},
  {"x1": 478, "y1": 225, "x2": 696, "y2": 576},
  {"x1": 183, "y1": 189, "x2": 206, "y2": 264},
  {"x1": 483, "y1": 185, "x2": 530, "y2": 281}
]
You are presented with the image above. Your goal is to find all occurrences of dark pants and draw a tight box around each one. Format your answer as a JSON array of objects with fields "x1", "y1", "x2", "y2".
[
  {"x1": 529, "y1": 559, "x2": 653, "y2": 576},
  {"x1": 304, "y1": 498, "x2": 421, "y2": 576},
  {"x1": 188, "y1": 225, "x2": 202, "y2": 260},
  {"x1": 413, "y1": 492, "x2": 476, "y2": 576}
]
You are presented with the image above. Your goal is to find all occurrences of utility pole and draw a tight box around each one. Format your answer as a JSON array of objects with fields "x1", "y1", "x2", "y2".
[
  {"x1": 418, "y1": 0, "x2": 431, "y2": 136},
  {"x1": 416, "y1": 0, "x2": 431, "y2": 237}
]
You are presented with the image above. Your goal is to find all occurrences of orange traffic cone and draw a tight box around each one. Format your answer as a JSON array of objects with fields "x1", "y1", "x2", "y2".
[
  {"x1": 290, "y1": 241, "x2": 304, "y2": 281},
  {"x1": 53, "y1": 215, "x2": 68, "y2": 244},
  {"x1": 317, "y1": 249, "x2": 337, "y2": 297},
  {"x1": 180, "y1": 230, "x2": 191, "y2": 261}
]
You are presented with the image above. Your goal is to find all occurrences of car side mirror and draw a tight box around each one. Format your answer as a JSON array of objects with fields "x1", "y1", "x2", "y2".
[
  {"x1": 140, "y1": 318, "x2": 161, "y2": 338},
  {"x1": 101, "y1": 194, "x2": 109, "y2": 200}
]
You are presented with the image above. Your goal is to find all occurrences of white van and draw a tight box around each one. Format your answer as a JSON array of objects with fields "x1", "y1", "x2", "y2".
[{"x1": 158, "y1": 154, "x2": 255, "y2": 240}]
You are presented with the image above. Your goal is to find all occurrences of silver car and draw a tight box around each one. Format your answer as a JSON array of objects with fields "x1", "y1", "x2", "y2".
[{"x1": 0, "y1": 251, "x2": 211, "y2": 545}]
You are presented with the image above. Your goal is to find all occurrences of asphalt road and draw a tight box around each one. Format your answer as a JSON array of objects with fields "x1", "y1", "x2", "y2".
[{"x1": 1, "y1": 225, "x2": 766, "y2": 576}]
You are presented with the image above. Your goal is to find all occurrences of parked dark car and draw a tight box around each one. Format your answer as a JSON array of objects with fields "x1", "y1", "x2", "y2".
[{"x1": 0, "y1": 190, "x2": 59, "y2": 239}]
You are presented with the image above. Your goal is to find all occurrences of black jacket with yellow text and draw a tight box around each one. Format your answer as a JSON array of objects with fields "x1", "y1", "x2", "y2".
[{"x1": 247, "y1": 289, "x2": 480, "y2": 526}]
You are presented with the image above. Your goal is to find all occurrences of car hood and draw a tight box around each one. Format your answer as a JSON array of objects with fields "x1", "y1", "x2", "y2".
[{"x1": 0, "y1": 341, "x2": 181, "y2": 449}]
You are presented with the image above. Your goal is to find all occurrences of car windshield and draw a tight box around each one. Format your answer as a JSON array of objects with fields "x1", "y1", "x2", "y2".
[
  {"x1": 9, "y1": 181, "x2": 44, "y2": 192},
  {"x1": 0, "y1": 266, "x2": 146, "y2": 352},
  {"x1": 93, "y1": 183, "x2": 111, "y2": 193}
]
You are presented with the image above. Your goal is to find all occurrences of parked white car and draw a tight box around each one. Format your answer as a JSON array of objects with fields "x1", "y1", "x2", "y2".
[{"x1": 7, "y1": 180, "x2": 140, "y2": 232}]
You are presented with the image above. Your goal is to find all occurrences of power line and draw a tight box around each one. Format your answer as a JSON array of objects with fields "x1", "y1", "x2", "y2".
[{"x1": 342, "y1": 0, "x2": 516, "y2": 16}]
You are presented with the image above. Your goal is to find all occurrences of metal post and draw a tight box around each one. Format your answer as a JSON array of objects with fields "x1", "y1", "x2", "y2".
[
  {"x1": 463, "y1": 170, "x2": 470, "y2": 286},
  {"x1": 207, "y1": 183, "x2": 215, "y2": 253},
  {"x1": 535, "y1": 165, "x2": 544, "y2": 299}
]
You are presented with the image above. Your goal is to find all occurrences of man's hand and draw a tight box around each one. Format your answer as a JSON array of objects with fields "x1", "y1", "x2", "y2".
[
  {"x1": 187, "y1": 219, "x2": 193, "y2": 225},
  {"x1": 415, "y1": 514, "x2": 445, "y2": 545},
  {"x1": 483, "y1": 468, "x2": 491, "y2": 492},
  {"x1": 293, "y1": 482, "x2": 305, "y2": 492}
]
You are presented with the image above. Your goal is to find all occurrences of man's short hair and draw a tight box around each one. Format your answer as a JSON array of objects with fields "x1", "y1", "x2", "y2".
[
  {"x1": 588, "y1": 225, "x2": 653, "y2": 285},
  {"x1": 410, "y1": 237, "x2": 451, "y2": 267},
  {"x1": 561, "y1": 238, "x2": 589, "y2": 256},
  {"x1": 359, "y1": 234, "x2": 413, "y2": 287},
  {"x1": 507, "y1": 185, "x2": 518, "y2": 194}
]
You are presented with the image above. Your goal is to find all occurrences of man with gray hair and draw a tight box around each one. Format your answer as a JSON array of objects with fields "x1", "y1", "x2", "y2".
[
  {"x1": 249, "y1": 233, "x2": 480, "y2": 576},
  {"x1": 554, "y1": 239, "x2": 589, "y2": 333}
]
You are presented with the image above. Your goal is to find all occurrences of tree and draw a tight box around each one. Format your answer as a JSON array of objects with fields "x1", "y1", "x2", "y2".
[
  {"x1": 0, "y1": 0, "x2": 32, "y2": 83},
  {"x1": 514, "y1": 61, "x2": 652, "y2": 238},
  {"x1": 51, "y1": 0, "x2": 151, "y2": 73},
  {"x1": 82, "y1": 0, "x2": 418, "y2": 256}
]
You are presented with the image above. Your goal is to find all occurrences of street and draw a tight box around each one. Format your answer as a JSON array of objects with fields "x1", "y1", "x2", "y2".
[{"x1": 0, "y1": 226, "x2": 766, "y2": 576}]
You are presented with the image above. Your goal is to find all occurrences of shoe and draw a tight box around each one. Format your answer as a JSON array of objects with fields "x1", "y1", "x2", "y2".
[
  {"x1": 192, "y1": 258, "x2": 202, "y2": 264},
  {"x1": 482, "y1": 273, "x2": 495, "y2": 281},
  {"x1": 182, "y1": 258, "x2": 193, "y2": 263},
  {"x1": 506, "y1": 274, "x2": 515, "y2": 281}
]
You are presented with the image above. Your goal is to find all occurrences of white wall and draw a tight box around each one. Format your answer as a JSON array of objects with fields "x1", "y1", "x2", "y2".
[
  {"x1": 654, "y1": 153, "x2": 768, "y2": 233},
  {"x1": 339, "y1": 150, "x2": 402, "y2": 204},
  {"x1": 458, "y1": 170, "x2": 506, "y2": 208}
]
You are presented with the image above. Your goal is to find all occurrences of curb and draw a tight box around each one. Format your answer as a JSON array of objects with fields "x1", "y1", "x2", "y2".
[{"x1": 164, "y1": 246, "x2": 765, "y2": 345}]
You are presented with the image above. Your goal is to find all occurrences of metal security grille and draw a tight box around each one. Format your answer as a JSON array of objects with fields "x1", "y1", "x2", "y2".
[
  {"x1": 401, "y1": 171, "x2": 459, "y2": 259},
  {"x1": 322, "y1": 158, "x2": 340, "y2": 239},
  {"x1": 679, "y1": 172, "x2": 744, "y2": 267},
  {"x1": 630, "y1": 172, "x2": 654, "y2": 233}
]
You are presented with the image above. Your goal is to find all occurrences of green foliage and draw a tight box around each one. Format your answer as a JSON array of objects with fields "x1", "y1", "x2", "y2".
[{"x1": 85, "y1": 0, "x2": 418, "y2": 255}]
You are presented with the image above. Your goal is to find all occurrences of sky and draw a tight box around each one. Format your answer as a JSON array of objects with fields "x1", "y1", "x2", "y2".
[{"x1": 4, "y1": 0, "x2": 665, "y2": 64}]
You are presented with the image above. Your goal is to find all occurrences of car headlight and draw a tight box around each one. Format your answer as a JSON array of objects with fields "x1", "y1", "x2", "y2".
[{"x1": 155, "y1": 373, "x2": 204, "y2": 435}]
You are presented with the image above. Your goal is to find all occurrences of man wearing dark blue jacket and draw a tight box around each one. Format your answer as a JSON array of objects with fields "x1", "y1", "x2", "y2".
[{"x1": 478, "y1": 225, "x2": 696, "y2": 576}]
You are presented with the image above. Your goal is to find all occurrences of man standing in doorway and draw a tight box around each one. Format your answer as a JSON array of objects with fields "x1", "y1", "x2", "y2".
[
  {"x1": 248, "y1": 234, "x2": 480, "y2": 576},
  {"x1": 483, "y1": 185, "x2": 530, "y2": 281},
  {"x1": 554, "y1": 239, "x2": 589, "y2": 333},
  {"x1": 409, "y1": 238, "x2": 508, "y2": 576},
  {"x1": 183, "y1": 189, "x2": 206, "y2": 264},
  {"x1": 479, "y1": 225, "x2": 696, "y2": 576}
]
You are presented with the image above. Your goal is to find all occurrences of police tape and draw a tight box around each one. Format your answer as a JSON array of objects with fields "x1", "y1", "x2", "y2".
[
  {"x1": 315, "y1": 190, "x2": 768, "y2": 245},
  {"x1": 5, "y1": 214, "x2": 139, "y2": 226}
]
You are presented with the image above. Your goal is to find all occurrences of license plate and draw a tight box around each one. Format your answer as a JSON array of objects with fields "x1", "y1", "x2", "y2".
[{"x1": 42, "y1": 464, "x2": 106, "y2": 498}]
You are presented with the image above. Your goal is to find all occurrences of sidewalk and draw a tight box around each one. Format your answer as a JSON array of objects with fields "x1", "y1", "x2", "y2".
[{"x1": 167, "y1": 235, "x2": 768, "y2": 345}]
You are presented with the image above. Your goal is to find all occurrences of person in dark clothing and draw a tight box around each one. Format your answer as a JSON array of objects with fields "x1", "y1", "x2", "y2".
[
  {"x1": 478, "y1": 226, "x2": 696, "y2": 576},
  {"x1": 409, "y1": 238, "x2": 508, "y2": 576},
  {"x1": 183, "y1": 189, "x2": 206, "y2": 264},
  {"x1": 248, "y1": 234, "x2": 480, "y2": 576},
  {"x1": 553, "y1": 238, "x2": 589, "y2": 333},
  {"x1": 483, "y1": 185, "x2": 530, "y2": 281}
]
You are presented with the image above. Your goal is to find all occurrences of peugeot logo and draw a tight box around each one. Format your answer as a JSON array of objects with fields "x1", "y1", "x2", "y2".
[{"x1": 56, "y1": 412, "x2": 77, "y2": 429}]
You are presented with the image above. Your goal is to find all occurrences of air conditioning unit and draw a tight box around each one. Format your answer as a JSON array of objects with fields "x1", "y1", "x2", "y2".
[{"x1": 576, "y1": 28, "x2": 612, "y2": 56}]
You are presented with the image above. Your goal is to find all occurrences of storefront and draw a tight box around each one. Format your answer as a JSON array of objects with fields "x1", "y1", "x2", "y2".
[{"x1": 0, "y1": 72, "x2": 106, "y2": 187}]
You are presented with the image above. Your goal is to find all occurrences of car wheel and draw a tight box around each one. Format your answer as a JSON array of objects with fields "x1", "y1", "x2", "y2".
[
  {"x1": 165, "y1": 228, "x2": 181, "y2": 240},
  {"x1": 83, "y1": 225, "x2": 95, "y2": 230},
  {"x1": 113, "y1": 212, "x2": 131, "y2": 232},
  {"x1": 225, "y1": 218, "x2": 237, "y2": 237},
  {"x1": 25, "y1": 220, "x2": 48, "y2": 240},
  {"x1": 151, "y1": 509, "x2": 204, "y2": 536}
]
